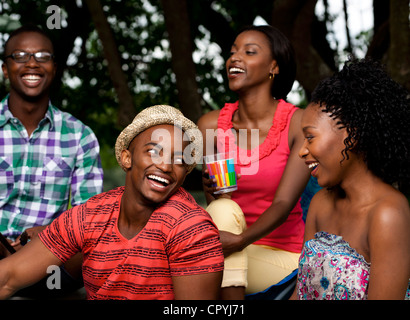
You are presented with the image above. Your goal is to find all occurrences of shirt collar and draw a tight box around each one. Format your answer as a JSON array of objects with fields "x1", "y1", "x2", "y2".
[{"x1": 0, "y1": 94, "x2": 55, "y2": 129}]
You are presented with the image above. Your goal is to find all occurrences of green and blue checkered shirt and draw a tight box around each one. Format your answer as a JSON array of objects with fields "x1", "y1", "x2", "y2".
[{"x1": 0, "y1": 96, "x2": 103, "y2": 239}]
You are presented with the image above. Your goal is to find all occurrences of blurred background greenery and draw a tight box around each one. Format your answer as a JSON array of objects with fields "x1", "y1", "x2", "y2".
[{"x1": 0, "y1": 0, "x2": 408, "y2": 202}]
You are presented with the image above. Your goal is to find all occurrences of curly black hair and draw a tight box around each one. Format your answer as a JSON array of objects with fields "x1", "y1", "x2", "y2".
[{"x1": 310, "y1": 57, "x2": 410, "y2": 192}]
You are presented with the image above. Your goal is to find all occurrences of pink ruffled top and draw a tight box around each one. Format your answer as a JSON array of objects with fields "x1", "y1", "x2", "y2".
[{"x1": 217, "y1": 100, "x2": 304, "y2": 252}]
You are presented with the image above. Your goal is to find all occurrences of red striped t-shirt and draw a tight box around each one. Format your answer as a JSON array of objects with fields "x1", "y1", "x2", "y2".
[{"x1": 39, "y1": 186, "x2": 224, "y2": 300}]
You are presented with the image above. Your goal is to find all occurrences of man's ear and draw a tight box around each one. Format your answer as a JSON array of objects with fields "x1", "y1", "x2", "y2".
[
  {"x1": 120, "y1": 149, "x2": 132, "y2": 170},
  {"x1": 2, "y1": 63, "x2": 9, "y2": 79}
]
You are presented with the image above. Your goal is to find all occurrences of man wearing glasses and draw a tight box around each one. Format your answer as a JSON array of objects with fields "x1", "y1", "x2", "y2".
[{"x1": 0, "y1": 24, "x2": 103, "y2": 297}]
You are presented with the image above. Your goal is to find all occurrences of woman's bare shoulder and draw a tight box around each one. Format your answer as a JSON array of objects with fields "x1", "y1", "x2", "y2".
[
  {"x1": 197, "y1": 109, "x2": 220, "y2": 131},
  {"x1": 368, "y1": 189, "x2": 410, "y2": 235}
]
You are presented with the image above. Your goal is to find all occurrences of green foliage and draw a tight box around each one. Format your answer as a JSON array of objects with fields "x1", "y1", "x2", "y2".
[
  {"x1": 0, "y1": 1, "x2": 230, "y2": 190},
  {"x1": 0, "y1": 0, "x2": 389, "y2": 177}
]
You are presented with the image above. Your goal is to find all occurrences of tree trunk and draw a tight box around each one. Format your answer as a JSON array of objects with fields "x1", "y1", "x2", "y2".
[
  {"x1": 272, "y1": 0, "x2": 333, "y2": 98},
  {"x1": 160, "y1": 0, "x2": 202, "y2": 123},
  {"x1": 84, "y1": 0, "x2": 136, "y2": 128},
  {"x1": 388, "y1": 0, "x2": 410, "y2": 91},
  {"x1": 52, "y1": 2, "x2": 91, "y2": 101},
  {"x1": 366, "y1": 0, "x2": 389, "y2": 61},
  {"x1": 342, "y1": 0, "x2": 353, "y2": 54}
]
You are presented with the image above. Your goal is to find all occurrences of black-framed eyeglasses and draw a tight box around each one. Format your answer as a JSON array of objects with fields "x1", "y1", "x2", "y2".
[{"x1": 4, "y1": 51, "x2": 54, "y2": 63}]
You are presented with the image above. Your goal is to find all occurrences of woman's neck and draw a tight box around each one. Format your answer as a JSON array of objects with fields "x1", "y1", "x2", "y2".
[
  {"x1": 338, "y1": 160, "x2": 386, "y2": 205},
  {"x1": 236, "y1": 92, "x2": 278, "y2": 125}
]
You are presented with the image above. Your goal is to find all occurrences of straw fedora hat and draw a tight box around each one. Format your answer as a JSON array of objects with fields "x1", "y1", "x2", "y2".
[{"x1": 115, "y1": 105, "x2": 202, "y2": 173}]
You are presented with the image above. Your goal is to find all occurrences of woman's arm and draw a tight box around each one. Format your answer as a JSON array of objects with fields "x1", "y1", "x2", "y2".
[
  {"x1": 367, "y1": 196, "x2": 410, "y2": 299},
  {"x1": 0, "y1": 237, "x2": 62, "y2": 299},
  {"x1": 234, "y1": 109, "x2": 311, "y2": 251}
]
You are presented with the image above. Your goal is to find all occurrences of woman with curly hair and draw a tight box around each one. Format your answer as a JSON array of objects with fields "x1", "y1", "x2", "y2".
[{"x1": 291, "y1": 58, "x2": 410, "y2": 300}]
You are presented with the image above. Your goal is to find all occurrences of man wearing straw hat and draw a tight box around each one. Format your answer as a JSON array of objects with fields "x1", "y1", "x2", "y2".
[{"x1": 0, "y1": 105, "x2": 224, "y2": 300}]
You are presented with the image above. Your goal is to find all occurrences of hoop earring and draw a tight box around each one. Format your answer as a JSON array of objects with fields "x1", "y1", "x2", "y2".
[{"x1": 269, "y1": 73, "x2": 274, "y2": 80}]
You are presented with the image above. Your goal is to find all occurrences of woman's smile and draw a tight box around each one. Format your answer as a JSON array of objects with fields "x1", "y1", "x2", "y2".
[{"x1": 299, "y1": 103, "x2": 349, "y2": 188}]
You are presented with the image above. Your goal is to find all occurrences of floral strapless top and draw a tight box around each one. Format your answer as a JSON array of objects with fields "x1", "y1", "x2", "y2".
[{"x1": 296, "y1": 231, "x2": 410, "y2": 300}]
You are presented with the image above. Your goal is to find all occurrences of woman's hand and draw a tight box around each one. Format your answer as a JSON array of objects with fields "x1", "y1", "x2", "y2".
[
  {"x1": 202, "y1": 167, "x2": 222, "y2": 196},
  {"x1": 202, "y1": 168, "x2": 241, "y2": 200},
  {"x1": 219, "y1": 230, "x2": 245, "y2": 257},
  {"x1": 202, "y1": 168, "x2": 235, "y2": 200}
]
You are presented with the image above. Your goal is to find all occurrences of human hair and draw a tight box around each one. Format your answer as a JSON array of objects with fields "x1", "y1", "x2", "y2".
[
  {"x1": 4, "y1": 24, "x2": 54, "y2": 56},
  {"x1": 311, "y1": 57, "x2": 410, "y2": 192},
  {"x1": 238, "y1": 25, "x2": 296, "y2": 100}
]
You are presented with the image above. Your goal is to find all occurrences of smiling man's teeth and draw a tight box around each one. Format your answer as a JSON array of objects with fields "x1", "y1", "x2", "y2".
[
  {"x1": 148, "y1": 175, "x2": 170, "y2": 185},
  {"x1": 22, "y1": 75, "x2": 41, "y2": 82},
  {"x1": 308, "y1": 163, "x2": 319, "y2": 169},
  {"x1": 229, "y1": 67, "x2": 245, "y2": 74}
]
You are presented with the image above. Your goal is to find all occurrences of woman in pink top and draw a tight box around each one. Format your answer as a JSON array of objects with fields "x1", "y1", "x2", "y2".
[{"x1": 198, "y1": 25, "x2": 311, "y2": 299}]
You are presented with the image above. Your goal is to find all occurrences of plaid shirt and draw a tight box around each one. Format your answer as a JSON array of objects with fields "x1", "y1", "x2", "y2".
[{"x1": 0, "y1": 96, "x2": 103, "y2": 239}]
